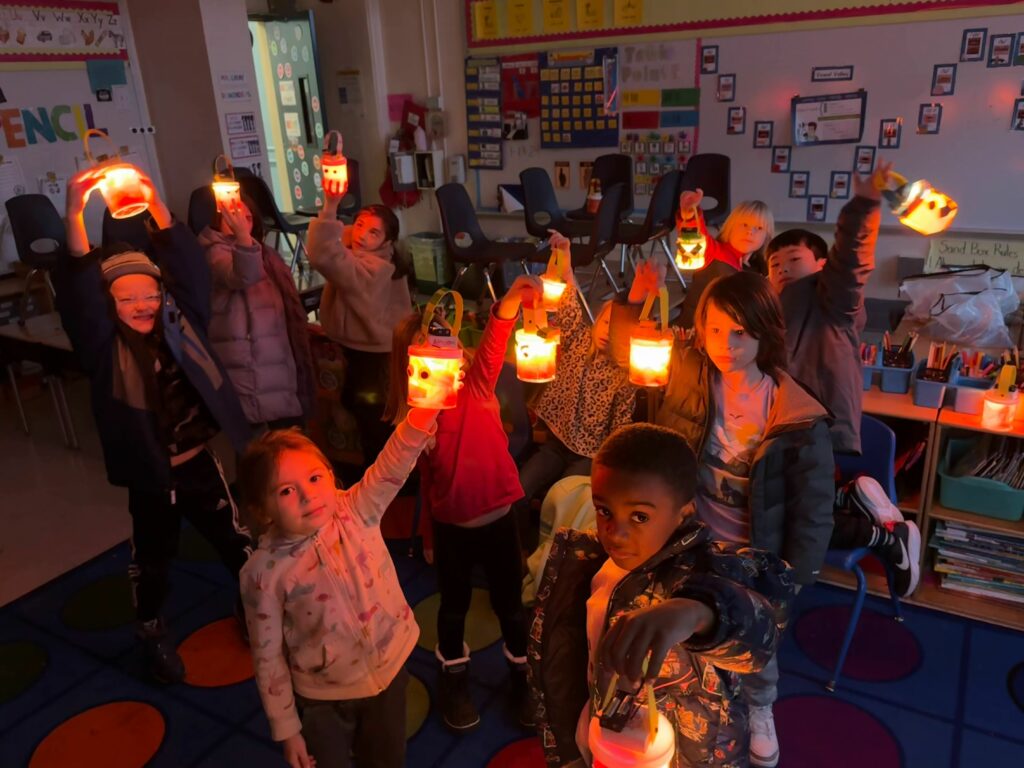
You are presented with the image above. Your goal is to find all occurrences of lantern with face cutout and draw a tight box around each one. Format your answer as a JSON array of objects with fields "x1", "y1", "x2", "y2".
[
  {"x1": 540, "y1": 238, "x2": 571, "y2": 310},
  {"x1": 879, "y1": 171, "x2": 958, "y2": 236},
  {"x1": 83, "y1": 129, "x2": 149, "y2": 219},
  {"x1": 629, "y1": 285, "x2": 673, "y2": 387},
  {"x1": 515, "y1": 304, "x2": 560, "y2": 382},
  {"x1": 675, "y1": 224, "x2": 707, "y2": 271},
  {"x1": 321, "y1": 130, "x2": 349, "y2": 197},
  {"x1": 406, "y1": 289, "x2": 465, "y2": 410},
  {"x1": 211, "y1": 154, "x2": 242, "y2": 213}
]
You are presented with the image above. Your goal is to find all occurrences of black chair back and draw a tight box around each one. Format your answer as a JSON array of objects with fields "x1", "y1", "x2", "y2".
[
  {"x1": 681, "y1": 153, "x2": 731, "y2": 228},
  {"x1": 574, "y1": 183, "x2": 624, "y2": 267},
  {"x1": 519, "y1": 167, "x2": 564, "y2": 239},
  {"x1": 188, "y1": 185, "x2": 218, "y2": 235},
  {"x1": 436, "y1": 183, "x2": 489, "y2": 264},
  {"x1": 338, "y1": 158, "x2": 361, "y2": 219},
  {"x1": 592, "y1": 153, "x2": 634, "y2": 215},
  {"x1": 239, "y1": 174, "x2": 290, "y2": 232},
  {"x1": 4, "y1": 194, "x2": 66, "y2": 268},
  {"x1": 640, "y1": 170, "x2": 681, "y2": 237},
  {"x1": 102, "y1": 209, "x2": 153, "y2": 251}
]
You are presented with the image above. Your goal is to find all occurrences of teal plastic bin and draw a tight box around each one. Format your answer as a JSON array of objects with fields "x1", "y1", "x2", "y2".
[{"x1": 938, "y1": 438, "x2": 1024, "y2": 521}]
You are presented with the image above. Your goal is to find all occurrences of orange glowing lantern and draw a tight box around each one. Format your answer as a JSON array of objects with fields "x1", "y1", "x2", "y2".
[
  {"x1": 83, "y1": 129, "x2": 148, "y2": 219},
  {"x1": 674, "y1": 223, "x2": 707, "y2": 270},
  {"x1": 407, "y1": 289, "x2": 464, "y2": 410},
  {"x1": 589, "y1": 709, "x2": 675, "y2": 768},
  {"x1": 981, "y1": 365, "x2": 1018, "y2": 431},
  {"x1": 516, "y1": 305, "x2": 560, "y2": 382},
  {"x1": 878, "y1": 171, "x2": 958, "y2": 235},
  {"x1": 211, "y1": 154, "x2": 241, "y2": 213},
  {"x1": 586, "y1": 178, "x2": 603, "y2": 214},
  {"x1": 629, "y1": 286, "x2": 673, "y2": 387},
  {"x1": 321, "y1": 130, "x2": 349, "y2": 197},
  {"x1": 540, "y1": 239, "x2": 571, "y2": 310}
]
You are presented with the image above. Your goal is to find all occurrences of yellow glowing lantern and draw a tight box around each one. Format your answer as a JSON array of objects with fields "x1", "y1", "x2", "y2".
[
  {"x1": 321, "y1": 130, "x2": 349, "y2": 196},
  {"x1": 878, "y1": 171, "x2": 958, "y2": 236},
  {"x1": 540, "y1": 239, "x2": 571, "y2": 310},
  {"x1": 629, "y1": 286, "x2": 673, "y2": 387},
  {"x1": 516, "y1": 305, "x2": 560, "y2": 382},
  {"x1": 675, "y1": 223, "x2": 707, "y2": 270},
  {"x1": 83, "y1": 129, "x2": 148, "y2": 219},
  {"x1": 589, "y1": 710, "x2": 675, "y2": 768},
  {"x1": 981, "y1": 365, "x2": 1018, "y2": 431},
  {"x1": 211, "y1": 154, "x2": 241, "y2": 213},
  {"x1": 407, "y1": 289, "x2": 465, "y2": 410}
]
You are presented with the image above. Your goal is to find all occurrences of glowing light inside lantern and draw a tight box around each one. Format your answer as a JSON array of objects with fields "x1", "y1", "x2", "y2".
[
  {"x1": 322, "y1": 154, "x2": 349, "y2": 196},
  {"x1": 540, "y1": 275, "x2": 567, "y2": 310},
  {"x1": 882, "y1": 177, "x2": 958, "y2": 236},
  {"x1": 981, "y1": 391, "x2": 1017, "y2": 431},
  {"x1": 212, "y1": 180, "x2": 241, "y2": 213},
  {"x1": 675, "y1": 226, "x2": 707, "y2": 270},
  {"x1": 406, "y1": 344, "x2": 463, "y2": 410},
  {"x1": 629, "y1": 322, "x2": 673, "y2": 387},
  {"x1": 589, "y1": 711, "x2": 675, "y2": 768},
  {"x1": 515, "y1": 327, "x2": 559, "y2": 382},
  {"x1": 98, "y1": 166, "x2": 149, "y2": 219}
]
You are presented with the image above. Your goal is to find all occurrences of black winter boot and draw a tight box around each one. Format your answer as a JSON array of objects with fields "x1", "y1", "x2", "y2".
[
  {"x1": 436, "y1": 644, "x2": 480, "y2": 731},
  {"x1": 139, "y1": 618, "x2": 185, "y2": 684},
  {"x1": 504, "y1": 645, "x2": 538, "y2": 728}
]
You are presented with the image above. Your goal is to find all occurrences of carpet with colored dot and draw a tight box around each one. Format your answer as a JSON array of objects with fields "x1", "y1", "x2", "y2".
[{"x1": 1, "y1": 526, "x2": 1022, "y2": 767}]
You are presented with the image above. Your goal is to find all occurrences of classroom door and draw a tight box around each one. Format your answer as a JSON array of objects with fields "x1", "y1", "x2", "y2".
[{"x1": 248, "y1": 11, "x2": 326, "y2": 213}]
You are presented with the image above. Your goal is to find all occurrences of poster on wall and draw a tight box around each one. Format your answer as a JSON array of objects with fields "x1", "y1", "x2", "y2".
[
  {"x1": 0, "y1": 2, "x2": 126, "y2": 61},
  {"x1": 466, "y1": 56, "x2": 503, "y2": 168},
  {"x1": 791, "y1": 91, "x2": 867, "y2": 145},
  {"x1": 539, "y1": 47, "x2": 618, "y2": 148},
  {"x1": 501, "y1": 53, "x2": 540, "y2": 117}
]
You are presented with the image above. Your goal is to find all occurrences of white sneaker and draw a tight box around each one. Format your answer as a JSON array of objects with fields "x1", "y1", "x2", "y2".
[{"x1": 749, "y1": 704, "x2": 780, "y2": 767}]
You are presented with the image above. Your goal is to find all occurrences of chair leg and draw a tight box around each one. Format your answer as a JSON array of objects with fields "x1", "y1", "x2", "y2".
[
  {"x1": 482, "y1": 265, "x2": 498, "y2": 303},
  {"x1": 599, "y1": 257, "x2": 622, "y2": 295},
  {"x1": 6, "y1": 364, "x2": 29, "y2": 435},
  {"x1": 450, "y1": 265, "x2": 470, "y2": 294},
  {"x1": 45, "y1": 375, "x2": 71, "y2": 448},
  {"x1": 828, "y1": 564, "x2": 868, "y2": 693},
  {"x1": 574, "y1": 280, "x2": 595, "y2": 324},
  {"x1": 660, "y1": 236, "x2": 688, "y2": 290},
  {"x1": 52, "y1": 376, "x2": 79, "y2": 449},
  {"x1": 18, "y1": 268, "x2": 40, "y2": 326},
  {"x1": 618, "y1": 243, "x2": 629, "y2": 278}
]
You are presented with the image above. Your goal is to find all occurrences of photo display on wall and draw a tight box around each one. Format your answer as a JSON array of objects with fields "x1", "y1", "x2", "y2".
[
  {"x1": 539, "y1": 47, "x2": 618, "y2": 148},
  {"x1": 466, "y1": 56, "x2": 503, "y2": 168},
  {"x1": 620, "y1": 131, "x2": 691, "y2": 197}
]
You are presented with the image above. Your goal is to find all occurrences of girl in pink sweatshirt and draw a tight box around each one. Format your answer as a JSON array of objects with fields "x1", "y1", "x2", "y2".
[
  {"x1": 383, "y1": 275, "x2": 541, "y2": 733},
  {"x1": 307, "y1": 196, "x2": 413, "y2": 473}
]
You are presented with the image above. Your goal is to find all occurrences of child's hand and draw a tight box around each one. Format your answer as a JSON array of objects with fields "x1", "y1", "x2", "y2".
[
  {"x1": 678, "y1": 188, "x2": 704, "y2": 219},
  {"x1": 66, "y1": 168, "x2": 102, "y2": 217},
  {"x1": 600, "y1": 598, "x2": 715, "y2": 683},
  {"x1": 136, "y1": 169, "x2": 172, "y2": 228},
  {"x1": 497, "y1": 274, "x2": 543, "y2": 319},
  {"x1": 546, "y1": 228, "x2": 571, "y2": 253},
  {"x1": 627, "y1": 258, "x2": 666, "y2": 304},
  {"x1": 281, "y1": 733, "x2": 316, "y2": 768},
  {"x1": 221, "y1": 205, "x2": 254, "y2": 246},
  {"x1": 853, "y1": 159, "x2": 894, "y2": 202}
]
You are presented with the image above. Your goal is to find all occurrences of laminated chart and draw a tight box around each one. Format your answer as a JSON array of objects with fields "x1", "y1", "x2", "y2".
[
  {"x1": 539, "y1": 47, "x2": 618, "y2": 149},
  {"x1": 466, "y1": 56, "x2": 503, "y2": 168}
]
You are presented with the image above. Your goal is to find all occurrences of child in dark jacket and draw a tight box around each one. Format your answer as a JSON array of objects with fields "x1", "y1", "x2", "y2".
[
  {"x1": 529, "y1": 423, "x2": 794, "y2": 768},
  {"x1": 54, "y1": 166, "x2": 253, "y2": 685}
]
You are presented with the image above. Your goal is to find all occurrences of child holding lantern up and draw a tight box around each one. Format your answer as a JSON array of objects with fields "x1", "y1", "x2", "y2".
[
  {"x1": 307, "y1": 184, "x2": 412, "y2": 473},
  {"x1": 383, "y1": 275, "x2": 543, "y2": 733}
]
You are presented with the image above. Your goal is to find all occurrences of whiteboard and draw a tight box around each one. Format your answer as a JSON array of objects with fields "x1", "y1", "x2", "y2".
[{"x1": 697, "y1": 13, "x2": 1024, "y2": 233}]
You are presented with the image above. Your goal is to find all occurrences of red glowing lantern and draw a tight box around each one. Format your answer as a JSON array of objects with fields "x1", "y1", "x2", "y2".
[
  {"x1": 878, "y1": 170, "x2": 958, "y2": 236},
  {"x1": 83, "y1": 129, "x2": 148, "y2": 219},
  {"x1": 629, "y1": 286, "x2": 673, "y2": 387},
  {"x1": 211, "y1": 154, "x2": 241, "y2": 213},
  {"x1": 321, "y1": 130, "x2": 349, "y2": 197},
  {"x1": 515, "y1": 304, "x2": 560, "y2": 382},
  {"x1": 407, "y1": 289, "x2": 464, "y2": 410}
]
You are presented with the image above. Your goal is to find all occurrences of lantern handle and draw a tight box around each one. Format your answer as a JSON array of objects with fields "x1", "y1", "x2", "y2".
[
  {"x1": 639, "y1": 285, "x2": 669, "y2": 333},
  {"x1": 419, "y1": 288, "x2": 464, "y2": 341},
  {"x1": 546, "y1": 239, "x2": 570, "y2": 279},
  {"x1": 213, "y1": 154, "x2": 236, "y2": 181},
  {"x1": 323, "y1": 129, "x2": 344, "y2": 156},
  {"x1": 874, "y1": 169, "x2": 908, "y2": 191},
  {"x1": 82, "y1": 128, "x2": 120, "y2": 166}
]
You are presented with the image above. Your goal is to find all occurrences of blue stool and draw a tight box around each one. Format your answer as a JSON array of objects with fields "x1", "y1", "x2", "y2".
[{"x1": 825, "y1": 414, "x2": 905, "y2": 692}]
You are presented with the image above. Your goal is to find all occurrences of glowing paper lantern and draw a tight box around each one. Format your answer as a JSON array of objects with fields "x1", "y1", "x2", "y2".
[
  {"x1": 83, "y1": 129, "x2": 148, "y2": 219},
  {"x1": 629, "y1": 286, "x2": 673, "y2": 387},
  {"x1": 211, "y1": 154, "x2": 241, "y2": 213},
  {"x1": 981, "y1": 365, "x2": 1018, "y2": 431},
  {"x1": 879, "y1": 171, "x2": 958, "y2": 236},
  {"x1": 540, "y1": 239, "x2": 571, "y2": 310},
  {"x1": 321, "y1": 130, "x2": 349, "y2": 196},
  {"x1": 586, "y1": 178, "x2": 603, "y2": 214},
  {"x1": 589, "y1": 710, "x2": 675, "y2": 768},
  {"x1": 406, "y1": 289, "x2": 464, "y2": 410},
  {"x1": 516, "y1": 305, "x2": 560, "y2": 382},
  {"x1": 674, "y1": 224, "x2": 707, "y2": 270}
]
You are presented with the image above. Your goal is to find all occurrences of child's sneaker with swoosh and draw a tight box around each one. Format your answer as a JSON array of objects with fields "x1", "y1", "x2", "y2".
[{"x1": 884, "y1": 520, "x2": 921, "y2": 597}]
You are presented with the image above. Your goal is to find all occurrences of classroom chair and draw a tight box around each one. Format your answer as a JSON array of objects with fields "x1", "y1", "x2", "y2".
[
  {"x1": 566, "y1": 153, "x2": 634, "y2": 221},
  {"x1": 436, "y1": 182, "x2": 539, "y2": 302},
  {"x1": 825, "y1": 413, "x2": 905, "y2": 692},
  {"x1": 187, "y1": 185, "x2": 218, "y2": 236},
  {"x1": 615, "y1": 170, "x2": 685, "y2": 287},
  {"x1": 101, "y1": 209, "x2": 153, "y2": 252},
  {"x1": 680, "y1": 153, "x2": 731, "y2": 228},
  {"x1": 519, "y1": 167, "x2": 591, "y2": 240},
  {"x1": 238, "y1": 174, "x2": 310, "y2": 273},
  {"x1": 4, "y1": 194, "x2": 66, "y2": 325}
]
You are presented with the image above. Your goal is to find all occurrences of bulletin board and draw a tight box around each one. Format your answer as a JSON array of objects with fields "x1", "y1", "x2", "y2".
[{"x1": 695, "y1": 12, "x2": 1024, "y2": 232}]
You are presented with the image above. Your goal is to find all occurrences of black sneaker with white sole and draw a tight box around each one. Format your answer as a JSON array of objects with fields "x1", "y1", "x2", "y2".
[{"x1": 885, "y1": 521, "x2": 921, "y2": 597}]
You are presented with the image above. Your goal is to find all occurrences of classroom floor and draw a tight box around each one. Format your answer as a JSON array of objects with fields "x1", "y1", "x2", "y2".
[{"x1": 2, "y1": 367, "x2": 1024, "y2": 768}]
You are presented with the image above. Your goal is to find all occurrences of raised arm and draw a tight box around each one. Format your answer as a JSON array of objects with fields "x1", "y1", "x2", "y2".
[{"x1": 206, "y1": 207, "x2": 267, "y2": 290}]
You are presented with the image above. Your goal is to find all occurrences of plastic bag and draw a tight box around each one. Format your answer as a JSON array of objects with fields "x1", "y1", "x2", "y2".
[{"x1": 899, "y1": 266, "x2": 1019, "y2": 347}]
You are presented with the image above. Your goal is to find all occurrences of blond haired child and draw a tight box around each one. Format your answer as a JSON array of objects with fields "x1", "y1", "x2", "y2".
[{"x1": 238, "y1": 408, "x2": 437, "y2": 768}]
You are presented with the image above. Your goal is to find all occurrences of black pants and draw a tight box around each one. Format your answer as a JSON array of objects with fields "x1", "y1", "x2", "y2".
[
  {"x1": 340, "y1": 347, "x2": 394, "y2": 475},
  {"x1": 295, "y1": 667, "x2": 408, "y2": 768},
  {"x1": 434, "y1": 512, "x2": 528, "y2": 661},
  {"x1": 830, "y1": 509, "x2": 878, "y2": 550},
  {"x1": 513, "y1": 432, "x2": 592, "y2": 552},
  {"x1": 127, "y1": 449, "x2": 252, "y2": 623}
]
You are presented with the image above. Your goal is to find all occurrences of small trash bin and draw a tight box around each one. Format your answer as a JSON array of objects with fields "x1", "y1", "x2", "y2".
[{"x1": 407, "y1": 232, "x2": 453, "y2": 294}]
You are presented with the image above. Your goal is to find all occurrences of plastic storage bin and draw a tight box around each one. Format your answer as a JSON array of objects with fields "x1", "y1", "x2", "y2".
[
  {"x1": 952, "y1": 377, "x2": 992, "y2": 415},
  {"x1": 912, "y1": 361, "x2": 958, "y2": 408},
  {"x1": 408, "y1": 232, "x2": 453, "y2": 294},
  {"x1": 861, "y1": 346, "x2": 881, "y2": 391},
  {"x1": 938, "y1": 438, "x2": 1024, "y2": 521},
  {"x1": 880, "y1": 353, "x2": 915, "y2": 395}
]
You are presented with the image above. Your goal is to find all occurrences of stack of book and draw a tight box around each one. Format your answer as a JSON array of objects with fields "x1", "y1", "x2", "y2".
[{"x1": 930, "y1": 521, "x2": 1024, "y2": 605}]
